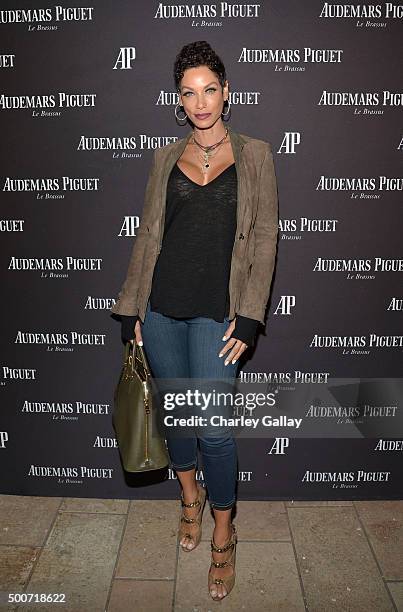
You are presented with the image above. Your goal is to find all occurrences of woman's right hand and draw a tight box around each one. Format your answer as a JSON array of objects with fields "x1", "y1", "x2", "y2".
[
  {"x1": 130, "y1": 319, "x2": 143, "y2": 346},
  {"x1": 121, "y1": 315, "x2": 143, "y2": 346}
]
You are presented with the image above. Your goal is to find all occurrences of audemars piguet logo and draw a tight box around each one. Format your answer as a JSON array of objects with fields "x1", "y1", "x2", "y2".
[
  {"x1": 119, "y1": 216, "x2": 140, "y2": 237},
  {"x1": 168, "y1": 468, "x2": 253, "y2": 482},
  {"x1": 302, "y1": 469, "x2": 391, "y2": 488},
  {"x1": 8, "y1": 257, "x2": 102, "y2": 276},
  {"x1": 239, "y1": 371, "x2": 331, "y2": 384},
  {"x1": 15, "y1": 331, "x2": 106, "y2": 349},
  {"x1": 156, "y1": 90, "x2": 261, "y2": 106},
  {"x1": 306, "y1": 404, "x2": 398, "y2": 420},
  {"x1": 85, "y1": 296, "x2": 116, "y2": 310},
  {"x1": 94, "y1": 436, "x2": 118, "y2": 448},
  {"x1": 0, "y1": 7, "x2": 94, "y2": 28},
  {"x1": 0, "y1": 54, "x2": 15, "y2": 68},
  {"x1": 375, "y1": 439, "x2": 403, "y2": 451},
  {"x1": 387, "y1": 298, "x2": 403, "y2": 311},
  {"x1": 238, "y1": 48, "x2": 343, "y2": 70},
  {"x1": 1, "y1": 366, "x2": 37, "y2": 382},
  {"x1": 319, "y1": 3, "x2": 402, "y2": 28},
  {"x1": 318, "y1": 90, "x2": 403, "y2": 113},
  {"x1": 2, "y1": 177, "x2": 99, "y2": 197},
  {"x1": 309, "y1": 335, "x2": 403, "y2": 353},
  {"x1": 267, "y1": 439, "x2": 289, "y2": 454},
  {"x1": 154, "y1": 3, "x2": 261, "y2": 19},
  {"x1": 77, "y1": 134, "x2": 178, "y2": 154},
  {"x1": 0, "y1": 432, "x2": 9, "y2": 448},
  {"x1": 319, "y1": 3, "x2": 402, "y2": 18},
  {"x1": 0, "y1": 219, "x2": 24, "y2": 232},
  {"x1": 313, "y1": 258, "x2": 403, "y2": 275},
  {"x1": 22, "y1": 400, "x2": 110, "y2": 418},
  {"x1": 316, "y1": 175, "x2": 403, "y2": 197},
  {"x1": 280, "y1": 217, "x2": 338, "y2": 240},
  {"x1": 28, "y1": 465, "x2": 113, "y2": 482},
  {"x1": 0, "y1": 93, "x2": 96, "y2": 112}
]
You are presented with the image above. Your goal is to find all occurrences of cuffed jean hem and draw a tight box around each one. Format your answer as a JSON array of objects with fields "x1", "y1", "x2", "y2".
[
  {"x1": 209, "y1": 498, "x2": 236, "y2": 511},
  {"x1": 171, "y1": 462, "x2": 197, "y2": 472}
]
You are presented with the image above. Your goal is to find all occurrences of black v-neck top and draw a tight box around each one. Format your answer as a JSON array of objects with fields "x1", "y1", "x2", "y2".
[
  {"x1": 120, "y1": 161, "x2": 260, "y2": 347},
  {"x1": 150, "y1": 161, "x2": 237, "y2": 320}
]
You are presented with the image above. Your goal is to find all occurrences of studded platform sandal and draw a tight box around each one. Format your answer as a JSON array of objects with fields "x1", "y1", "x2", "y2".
[
  {"x1": 208, "y1": 523, "x2": 237, "y2": 600},
  {"x1": 179, "y1": 484, "x2": 206, "y2": 552}
]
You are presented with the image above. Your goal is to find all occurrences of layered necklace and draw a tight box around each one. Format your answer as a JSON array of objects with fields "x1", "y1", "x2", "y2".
[{"x1": 191, "y1": 127, "x2": 229, "y2": 176}]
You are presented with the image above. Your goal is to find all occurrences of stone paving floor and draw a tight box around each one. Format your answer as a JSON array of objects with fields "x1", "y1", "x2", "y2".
[{"x1": 0, "y1": 495, "x2": 402, "y2": 611}]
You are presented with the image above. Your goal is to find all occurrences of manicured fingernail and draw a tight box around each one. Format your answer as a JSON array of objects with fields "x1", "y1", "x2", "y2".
[
  {"x1": 232, "y1": 359, "x2": 237, "y2": 364},
  {"x1": 138, "y1": 341, "x2": 143, "y2": 346},
  {"x1": 224, "y1": 360, "x2": 229, "y2": 366},
  {"x1": 218, "y1": 353, "x2": 223, "y2": 358},
  {"x1": 222, "y1": 335, "x2": 227, "y2": 341}
]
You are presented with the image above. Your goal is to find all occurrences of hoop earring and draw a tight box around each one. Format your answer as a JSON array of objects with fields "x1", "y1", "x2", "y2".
[
  {"x1": 222, "y1": 98, "x2": 231, "y2": 119},
  {"x1": 175, "y1": 103, "x2": 188, "y2": 125}
]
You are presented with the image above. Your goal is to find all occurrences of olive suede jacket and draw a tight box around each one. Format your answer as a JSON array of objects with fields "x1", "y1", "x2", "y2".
[{"x1": 111, "y1": 124, "x2": 279, "y2": 346}]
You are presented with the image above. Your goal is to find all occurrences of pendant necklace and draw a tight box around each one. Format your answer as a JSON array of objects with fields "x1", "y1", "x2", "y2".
[{"x1": 191, "y1": 127, "x2": 229, "y2": 175}]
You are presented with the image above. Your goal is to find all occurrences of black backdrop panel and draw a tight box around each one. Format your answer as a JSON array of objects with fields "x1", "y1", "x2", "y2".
[{"x1": 0, "y1": 1, "x2": 402, "y2": 500}]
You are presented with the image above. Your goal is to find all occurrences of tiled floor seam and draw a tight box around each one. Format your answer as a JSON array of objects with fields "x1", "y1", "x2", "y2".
[
  {"x1": 104, "y1": 498, "x2": 132, "y2": 612},
  {"x1": 113, "y1": 577, "x2": 175, "y2": 581},
  {"x1": 227, "y1": 538, "x2": 292, "y2": 543},
  {"x1": 352, "y1": 502, "x2": 399, "y2": 612},
  {"x1": 59, "y1": 510, "x2": 129, "y2": 515},
  {"x1": 378, "y1": 574, "x2": 400, "y2": 610},
  {"x1": 284, "y1": 502, "x2": 310, "y2": 612},
  {"x1": 14, "y1": 496, "x2": 65, "y2": 612},
  {"x1": 171, "y1": 509, "x2": 182, "y2": 612},
  {"x1": 286, "y1": 502, "x2": 353, "y2": 507}
]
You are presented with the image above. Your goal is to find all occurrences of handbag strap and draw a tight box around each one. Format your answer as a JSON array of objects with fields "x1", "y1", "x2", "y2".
[{"x1": 124, "y1": 341, "x2": 152, "y2": 380}]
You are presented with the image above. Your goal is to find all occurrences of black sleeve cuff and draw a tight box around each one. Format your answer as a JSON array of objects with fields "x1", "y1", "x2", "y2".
[
  {"x1": 120, "y1": 315, "x2": 139, "y2": 342},
  {"x1": 232, "y1": 315, "x2": 260, "y2": 348}
]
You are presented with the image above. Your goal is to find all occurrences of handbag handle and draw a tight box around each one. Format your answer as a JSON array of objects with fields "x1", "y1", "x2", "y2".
[{"x1": 124, "y1": 341, "x2": 151, "y2": 382}]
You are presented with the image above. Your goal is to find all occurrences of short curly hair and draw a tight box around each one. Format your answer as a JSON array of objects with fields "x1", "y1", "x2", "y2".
[{"x1": 173, "y1": 40, "x2": 226, "y2": 93}]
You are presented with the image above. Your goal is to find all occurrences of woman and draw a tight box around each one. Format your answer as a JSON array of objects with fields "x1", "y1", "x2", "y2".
[{"x1": 110, "y1": 40, "x2": 278, "y2": 601}]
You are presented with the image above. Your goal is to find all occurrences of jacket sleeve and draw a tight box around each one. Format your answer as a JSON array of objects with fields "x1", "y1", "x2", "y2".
[
  {"x1": 236, "y1": 142, "x2": 278, "y2": 325},
  {"x1": 110, "y1": 148, "x2": 159, "y2": 317}
]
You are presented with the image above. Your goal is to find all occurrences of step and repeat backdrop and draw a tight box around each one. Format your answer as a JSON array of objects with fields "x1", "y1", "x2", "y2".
[{"x1": 1, "y1": 1, "x2": 402, "y2": 501}]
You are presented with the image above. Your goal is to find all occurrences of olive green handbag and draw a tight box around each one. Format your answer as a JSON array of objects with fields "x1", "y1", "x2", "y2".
[{"x1": 113, "y1": 341, "x2": 169, "y2": 472}]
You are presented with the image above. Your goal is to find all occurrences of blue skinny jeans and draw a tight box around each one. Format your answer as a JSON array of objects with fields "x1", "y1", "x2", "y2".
[{"x1": 140, "y1": 299, "x2": 240, "y2": 510}]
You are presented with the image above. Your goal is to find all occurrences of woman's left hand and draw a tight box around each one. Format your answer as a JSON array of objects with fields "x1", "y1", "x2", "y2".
[{"x1": 218, "y1": 318, "x2": 248, "y2": 365}]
